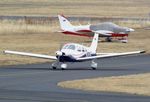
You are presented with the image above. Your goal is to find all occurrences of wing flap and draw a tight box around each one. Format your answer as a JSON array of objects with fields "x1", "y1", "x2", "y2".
[{"x1": 4, "y1": 50, "x2": 57, "y2": 60}]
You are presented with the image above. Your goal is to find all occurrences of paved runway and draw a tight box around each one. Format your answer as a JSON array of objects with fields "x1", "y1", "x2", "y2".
[{"x1": 0, "y1": 54, "x2": 150, "y2": 102}]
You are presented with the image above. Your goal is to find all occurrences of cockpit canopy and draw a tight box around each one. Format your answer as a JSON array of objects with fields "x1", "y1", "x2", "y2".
[
  {"x1": 63, "y1": 44, "x2": 76, "y2": 50},
  {"x1": 90, "y1": 22, "x2": 120, "y2": 32},
  {"x1": 62, "y1": 43, "x2": 87, "y2": 52}
]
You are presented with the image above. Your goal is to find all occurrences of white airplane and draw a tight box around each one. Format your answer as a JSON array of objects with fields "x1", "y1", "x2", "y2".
[
  {"x1": 4, "y1": 32, "x2": 144, "y2": 70},
  {"x1": 58, "y1": 15, "x2": 134, "y2": 43}
]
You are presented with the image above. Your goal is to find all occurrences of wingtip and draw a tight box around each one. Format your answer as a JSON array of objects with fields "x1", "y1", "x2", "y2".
[
  {"x1": 140, "y1": 50, "x2": 146, "y2": 53},
  {"x1": 3, "y1": 50, "x2": 6, "y2": 54}
]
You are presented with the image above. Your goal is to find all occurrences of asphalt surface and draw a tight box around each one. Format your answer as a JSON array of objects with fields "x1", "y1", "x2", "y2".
[{"x1": 0, "y1": 54, "x2": 150, "y2": 102}]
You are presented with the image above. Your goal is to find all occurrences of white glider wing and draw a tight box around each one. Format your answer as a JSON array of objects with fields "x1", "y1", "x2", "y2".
[
  {"x1": 77, "y1": 50, "x2": 145, "y2": 61},
  {"x1": 4, "y1": 50, "x2": 57, "y2": 60}
]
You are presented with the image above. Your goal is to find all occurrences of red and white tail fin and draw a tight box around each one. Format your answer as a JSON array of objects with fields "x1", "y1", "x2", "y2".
[{"x1": 58, "y1": 15, "x2": 73, "y2": 31}]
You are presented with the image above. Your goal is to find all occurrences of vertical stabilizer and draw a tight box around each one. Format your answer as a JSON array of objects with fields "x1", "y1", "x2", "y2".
[
  {"x1": 58, "y1": 15, "x2": 73, "y2": 30},
  {"x1": 90, "y1": 33, "x2": 99, "y2": 53}
]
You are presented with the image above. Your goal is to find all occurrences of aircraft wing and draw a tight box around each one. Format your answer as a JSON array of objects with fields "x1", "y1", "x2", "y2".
[
  {"x1": 4, "y1": 50, "x2": 57, "y2": 60},
  {"x1": 77, "y1": 50, "x2": 145, "y2": 61},
  {"x1": 96, "y1": 53, "x2": 120, "y2": 55},
  {"x1": 92, "y1": 30, "x2": 113, "y2": 36}
]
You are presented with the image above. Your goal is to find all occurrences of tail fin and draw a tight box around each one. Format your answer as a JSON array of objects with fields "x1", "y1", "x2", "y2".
[
  {"x1": 90, "y1": 33, "x2": 99, "y2": 53},
  {"x1": 58, "y1": 15, "x2": 73, "y2": 30}
]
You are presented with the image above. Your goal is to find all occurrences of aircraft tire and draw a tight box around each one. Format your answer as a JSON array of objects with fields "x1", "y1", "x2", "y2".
[
  {"x1": 106, "y1": 37, "x2": 112, "y2": 42},
  {"x1": 61, "y1": 63, "x2": 67, "y2": 70},
  {"x1": 52, "y1": 66, "x2": 57, "y2": 70},
  {"x1": 91, "y1": 61, "x2": 97, "y2": 70},
  {"x1": 92, "y1": 67, "x2": 96, "y2": 70}
]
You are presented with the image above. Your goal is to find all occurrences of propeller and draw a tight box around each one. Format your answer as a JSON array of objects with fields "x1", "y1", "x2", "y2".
[{"x1": 56, "y1": 42, "x2": 66, "y2": 62}]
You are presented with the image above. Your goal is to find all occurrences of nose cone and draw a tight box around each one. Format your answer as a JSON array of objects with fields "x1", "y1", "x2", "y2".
[
  {"x1": 56, "y1": 51, "x2": 66, "y2": 56},
  {"x1": 126, "y1": 28, "x2": 135, "y2": 32},
  {"x1": 129, "y1": 28, "x2": 135, "y2": 32},
  {"x1": 56, "y1": 51, "x2": 63, "y2": 56}
]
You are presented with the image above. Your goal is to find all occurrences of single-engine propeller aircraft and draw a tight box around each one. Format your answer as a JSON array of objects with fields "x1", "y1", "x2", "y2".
[
  {"x1": 4, "y1": 32, "x2": 144, "y2": 70},
  {"x1": 58, "y1": 15, "x2": 134, "y2": 43}
]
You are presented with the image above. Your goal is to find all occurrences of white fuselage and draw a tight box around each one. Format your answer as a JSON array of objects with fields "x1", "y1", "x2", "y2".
[{"x1": 56, "y1": 43, "x2": 96, "y2": 62}]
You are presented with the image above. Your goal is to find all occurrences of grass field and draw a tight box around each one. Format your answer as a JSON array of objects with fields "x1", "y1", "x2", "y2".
[
  {"x1": 58, "y1": 73, "x2": 150, "y2": 96},
  {"x1": 0, "y1": 0, "x2": 150, "y2": 17}
]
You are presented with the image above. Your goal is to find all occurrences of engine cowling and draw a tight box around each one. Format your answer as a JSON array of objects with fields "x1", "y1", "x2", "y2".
[{"x1": 56, "y1": 51, "x2": 65, "y2": 56}]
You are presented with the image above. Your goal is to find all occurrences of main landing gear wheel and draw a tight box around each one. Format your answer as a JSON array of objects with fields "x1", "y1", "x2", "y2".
[
  {"x1": 105, "y1": 37, "x2": 112, "y2": 42},
  {"x1": 52, "y1": 63, "x2": 57, "y2": 70},
  {"x1": 60, "y1": 63, "x2": 67, "y2": 70},
  {"x1": 91, "y1": 61, "x2": 97, "y2": 70},
  {"x1": 52, "y1": 66, "x2": 57, "y2": 70}
]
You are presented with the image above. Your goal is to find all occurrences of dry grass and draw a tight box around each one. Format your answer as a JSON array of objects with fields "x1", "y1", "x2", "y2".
[
  {"x1": 58, "y1": 73, "x2": 150, "y2": 96},
  {"x1": 0, "y1": 18, "x2": 150, "y2": 35},
  {"x1": 0, "y1": 19, "x2": 59, "y2": 34},
  {"x1": 0, "y1": 0, "x2": 150, "y2": 17},
  {"x1": 115, "y1": 20, "x2": 150, "y2": 29}
]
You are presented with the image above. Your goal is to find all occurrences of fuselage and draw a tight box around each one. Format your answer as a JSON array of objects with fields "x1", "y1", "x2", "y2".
[
  {"x1": 61, "y1": 22, "x2": 134, "y2": 37},
  {"x1": 56, "y1": 43, "x2": 96, "y2": 62}
]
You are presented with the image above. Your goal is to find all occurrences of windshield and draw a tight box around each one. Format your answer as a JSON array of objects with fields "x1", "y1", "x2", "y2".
[
  {"x1": 62, "y1": 44, "x2": 76, "y2": 50},
  {"x1": 68, "y1": 45, "x2": 75, "y2": 50}
]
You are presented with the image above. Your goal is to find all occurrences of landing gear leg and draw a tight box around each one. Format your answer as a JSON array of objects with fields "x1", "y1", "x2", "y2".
[{"x1": 91, "y1": 60, "x2": 97, "y2": 70}]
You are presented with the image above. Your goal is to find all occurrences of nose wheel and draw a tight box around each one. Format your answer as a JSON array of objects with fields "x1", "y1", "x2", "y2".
[
  {"x1": 60, "y1": 63, "x2": 67, "y2": 70},
  {"x1": 52, "y1": 62, "x2": 67, "y2": 70},
  {"x1": 91, "y1": 60, "x2": 97, "y2": 70}
]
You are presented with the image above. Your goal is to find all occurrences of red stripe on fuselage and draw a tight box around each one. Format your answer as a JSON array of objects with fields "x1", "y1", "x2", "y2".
[
  {"x1": 62, "y1": 31, "x2": 128, "y2": 37},
  {"x1": 111, "y1": 33, "x2": 128, "y2": 37}
]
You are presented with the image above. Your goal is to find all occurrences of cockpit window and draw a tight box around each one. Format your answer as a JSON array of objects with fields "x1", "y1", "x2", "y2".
[
  {"x1": 62, "y1": 44, "x2": 76, "y2": 50},
  {"x1": 68, "y1": 45, "x2": 75, "y2": 50},
  {"x1": 63, "y1": 45, "x2": 69, "y2": 49}
]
